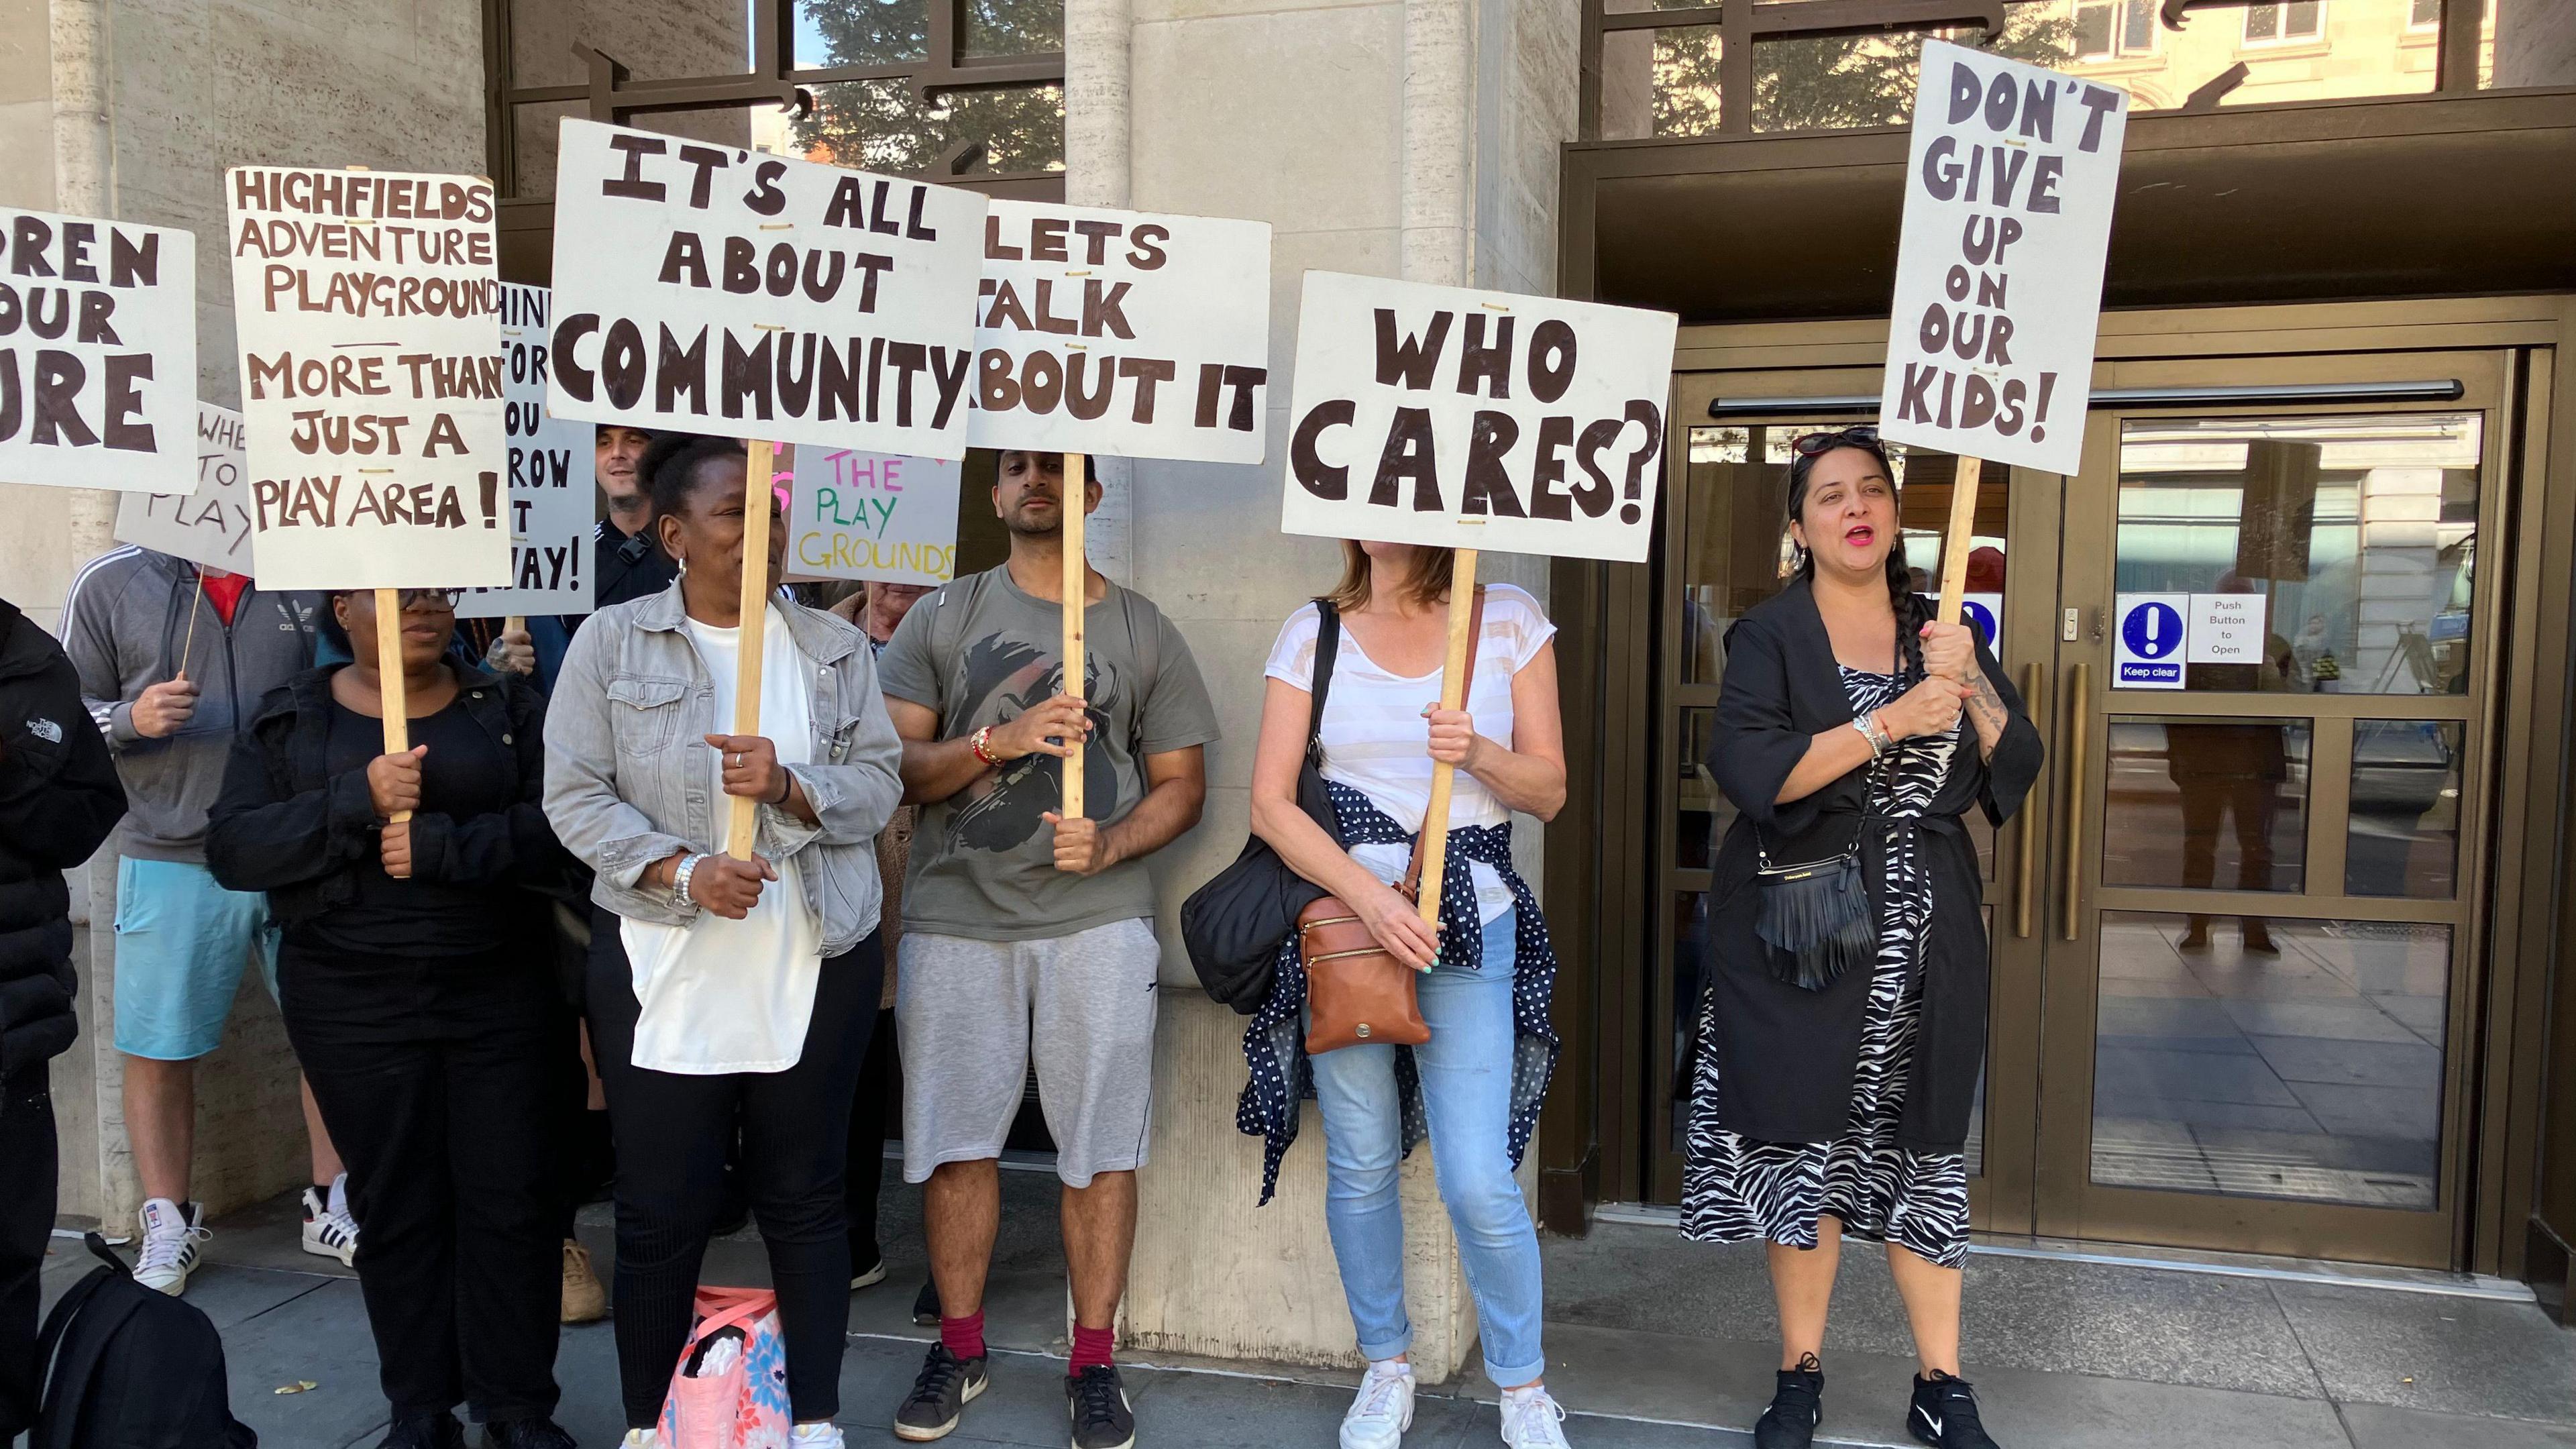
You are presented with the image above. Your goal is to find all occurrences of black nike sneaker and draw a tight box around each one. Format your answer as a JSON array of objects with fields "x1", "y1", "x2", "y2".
[
  {"x1": 1067, "y1": 1364, "x2": 1136, "y2": 1449},
  {"x1": 894, "y1": 1342, "x2": 989, "y2": 1442},
  {"x1": 1754, "y1": 1354, "x2": 1823, "y2": 1448},
  {"x1": 1909, "y1": 1371, "x2": 2002, "y2": 1448}
]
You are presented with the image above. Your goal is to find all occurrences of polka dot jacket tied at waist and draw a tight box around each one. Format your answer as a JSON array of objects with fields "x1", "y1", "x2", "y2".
[{"x1": 1236, "y1": 781, "x2": 1560, "y2": 1205}]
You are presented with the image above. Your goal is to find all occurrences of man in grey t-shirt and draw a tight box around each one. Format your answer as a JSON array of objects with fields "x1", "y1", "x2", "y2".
[{"x1": 875, "y1": 450, "x2": 1216, "y2": 1448}]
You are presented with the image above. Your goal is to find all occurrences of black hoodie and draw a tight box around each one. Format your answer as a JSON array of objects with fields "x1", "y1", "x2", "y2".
[{"x1": 0, "y1": 597, "x2": 127, "y2": 1077}]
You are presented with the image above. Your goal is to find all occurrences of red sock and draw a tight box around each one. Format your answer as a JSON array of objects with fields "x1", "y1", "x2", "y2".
[
  {"x1": 941, "y1": 1311, "x2": 986, "y2": 1361},
  {"x1": 1070, "y1": 1324, "x2": 1114, "y2": 1375}
]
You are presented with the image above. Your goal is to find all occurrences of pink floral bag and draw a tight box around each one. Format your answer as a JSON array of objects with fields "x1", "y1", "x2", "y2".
[{"x1": 657, "y1": 1285, "x2": 793, "y2": 1449}]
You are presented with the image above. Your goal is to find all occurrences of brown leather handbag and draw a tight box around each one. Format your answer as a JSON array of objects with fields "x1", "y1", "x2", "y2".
[{"x1": 1300, "y1": 587, "x2": 1487, "y2": 1055}]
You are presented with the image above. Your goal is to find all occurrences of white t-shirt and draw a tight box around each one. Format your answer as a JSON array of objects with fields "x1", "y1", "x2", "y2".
[
  {"x1": 620, "y1": 603, "x2": 826, "y2": 1074},
  {"x1": 1262, "y1": 584, "x2": 1556, "y2": 923}
]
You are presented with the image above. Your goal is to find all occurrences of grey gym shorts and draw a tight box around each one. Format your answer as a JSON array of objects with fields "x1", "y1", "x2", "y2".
[{"x1": 894, "y1": 917, "x2": 1161, "y2": 1187}]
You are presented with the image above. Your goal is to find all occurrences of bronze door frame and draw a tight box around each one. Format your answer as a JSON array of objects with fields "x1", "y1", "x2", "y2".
[{"x1": 1595, "y1": 295, "x2": 2573, "y2": 1277}]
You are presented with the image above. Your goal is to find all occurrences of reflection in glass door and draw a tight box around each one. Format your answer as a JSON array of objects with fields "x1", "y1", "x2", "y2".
[{"x1": 2040, "y1": 372, "x2": 2510, "y2": 1267}]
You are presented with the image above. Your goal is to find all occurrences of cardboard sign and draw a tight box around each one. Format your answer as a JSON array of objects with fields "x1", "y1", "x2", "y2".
[
  {"x1": 2187, "y1": 592, "x2": 2269, "y2": 665},
  {"x1": 968, "y1": 202, "x2": 1271, "y2": 464},
  {"x1": 1280, "y1": 272, "x2": 1677, "y2": 562},
  {"x1": 227, "y1": 166, "x2": 510, "y2": 590},
  {"x1": 0, "y1": 207, "x2": 197, "y2": 494},
  {"x1": 113, "y1": 405, "x2": 254, "y2": 571},
  {"x1": 786, "y1": 448, "x2": 962, "y2": 586},
  {"x1": 2113, "y1": 592, "x2": 2187, "y2": 690},
  {"x1": 1879, "y1": 40, "x2": 2129, "y2": 478},
  {"x1": 458, "y1": 285, "x2": 596, "y2": 619},
  {"x1": 545, "y1": 117, "x2": 988, "y2": 460}
]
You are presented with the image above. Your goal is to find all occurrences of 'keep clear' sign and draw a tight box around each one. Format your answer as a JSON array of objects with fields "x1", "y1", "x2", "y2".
[
  {"x1": 1878, "y1": 40, "x2": 2129, "y2": 478},
  {"x1": 458, "y1": 284, "x2": 594, "y2": 619},
  {"x1": 787, "y1": 448, "x2": 962, "y2": 586},
  {"x1": 227, "y1": 166, "x2": 510, "y2": 590},
  {"x1": 113, "y1": 404, "x2": 252, "y2": 571},
  {"x1": 1281, "y1": 272, "x2": 1677, "y2": 563},
  {"x1": 969, "y1": 201, "x2": 1271, "y2": 464},
  {"x1": 545, "y1": 118, "x2": 989, "y2": 459},
  {"x1": 0, "y1": 207, "x2": 197, "y2": 494}
]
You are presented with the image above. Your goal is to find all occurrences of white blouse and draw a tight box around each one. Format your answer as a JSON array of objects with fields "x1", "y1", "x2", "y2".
[{"x1": 1262, "y1": 584, "x2": 1556, "y2": 923}]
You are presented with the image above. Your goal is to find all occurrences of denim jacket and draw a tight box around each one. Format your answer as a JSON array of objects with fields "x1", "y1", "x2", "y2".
[{"x1": 541, "y1": 582, "x2": 905, "y2": 954}]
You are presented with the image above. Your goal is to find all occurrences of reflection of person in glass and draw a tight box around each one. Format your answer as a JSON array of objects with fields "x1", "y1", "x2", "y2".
[
  {"x1": 2169, "y1": 577, "x2": 2294, "y2": 953},
  {"x1": 1684, "y1": 429, "x2": 2043, "y2": 1449}
]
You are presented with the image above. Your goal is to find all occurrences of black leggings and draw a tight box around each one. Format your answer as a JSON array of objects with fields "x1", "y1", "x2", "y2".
[{"x1": 586, "y1": 909, "x2": 881, "y2": 1428}]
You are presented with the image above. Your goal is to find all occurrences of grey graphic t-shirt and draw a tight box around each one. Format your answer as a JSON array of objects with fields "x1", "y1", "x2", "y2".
[{"x1": 877, "y1": 566, "x2": 1220, "y2": 941}]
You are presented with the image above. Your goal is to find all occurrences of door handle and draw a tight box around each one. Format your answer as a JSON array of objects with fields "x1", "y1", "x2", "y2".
[
  {"x1": 2015, "y1": 661, "x2": 2043, "y2": 939},
  {"x1": 2060, "y1": 661, "x2": 2090, "y2": 943}
]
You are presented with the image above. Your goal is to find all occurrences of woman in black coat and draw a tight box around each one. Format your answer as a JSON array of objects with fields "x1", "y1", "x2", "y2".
[{"x1": 1681, "y1": 429, "x2": 2041, "y2": 1449}]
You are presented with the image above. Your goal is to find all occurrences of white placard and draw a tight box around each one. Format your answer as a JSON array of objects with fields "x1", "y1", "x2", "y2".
[
  {"x1": 2113, "y1": 592, "x2": 2188, "y2": 690},
  {"x1": 227, "y1": 166, "x2": 510, "y2": 590},
  {"x1": 1879, "y1": 40, "x2": 2129, "y2": 478},
  {"x1": 458, "y1": 284, "x2": 596, "y2": 619},
  {"x1": 2188, "y1": 592, "x2": 2268, "y2": 665},
  {"x1": 785, "y1": 448, "x2": 962, "y2": 586},
  {"x1": 968, "y1": 201, "x2": 1271, "y2": 465},
  {"x1": 0, "y1": 207, "x2": 197, "y2": 494},
  {"x1": 113, "y1": 405, "x2": 254, "y2": 571},
  {"x1": 1279, "y1": 272, "x2": 1678, "y2": 562},
  {"x1": 545, "y1": 117, "x2": 988, "y2": 460}
]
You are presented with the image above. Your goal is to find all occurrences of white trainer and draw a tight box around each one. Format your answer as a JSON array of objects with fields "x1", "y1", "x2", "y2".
[
  {"x1": 132, "y1": 1198, "x2": 207, "y2": 1296},
  {"x1": 1499, "y1": 1387, "x2": 1572, "y2": 1449},
  {"x1": 1340, "y1": 1360, "x2": 1415, "y2": 1449},
  {"x1": 788, "y1": 1426, "x2": 847, "y2": 1448},
  {"x1": 621, "y1": 1432, "x2": 661, "y2": 1448},
  {"x1": 301, "y1": 1179, "x2": 359, "y2": 1267}
]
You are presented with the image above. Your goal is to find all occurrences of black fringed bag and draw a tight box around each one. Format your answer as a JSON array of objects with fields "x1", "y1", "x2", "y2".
[{"x1": 1752, "y1": 814, "x2": 1876, "y2": 991}]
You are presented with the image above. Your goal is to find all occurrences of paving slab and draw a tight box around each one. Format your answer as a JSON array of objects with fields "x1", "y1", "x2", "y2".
[
  {"x1": 2272, "y1": 1277, "x2": 2576, "y2": 1424},
  {"x1": 2340, "y1": 1402, "x2": 2576, "y2": 1448}
]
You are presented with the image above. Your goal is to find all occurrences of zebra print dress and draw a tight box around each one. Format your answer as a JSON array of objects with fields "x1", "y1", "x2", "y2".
[{"x1": 1680, "y1": 665, "x2": 1972, "y2": 1269}]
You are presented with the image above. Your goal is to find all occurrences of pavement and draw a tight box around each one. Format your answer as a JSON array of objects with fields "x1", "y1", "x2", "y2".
[{"x1": 34, "y1": 1163, "x2": 2576, "y2": 1449}]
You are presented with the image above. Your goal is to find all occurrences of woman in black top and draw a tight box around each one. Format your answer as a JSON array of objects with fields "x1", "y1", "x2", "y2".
[
  {"x1": 1680, "y1": 429, "x2": 2041, "y2": 1449},
  {"x1": 207, "y1": 587, "x2": 574, "y2": 1449}
]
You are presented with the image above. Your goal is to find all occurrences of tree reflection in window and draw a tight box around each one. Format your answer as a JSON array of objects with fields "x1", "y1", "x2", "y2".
[{"x1": 792, "y1": 0, "x2": 1065, "y2": 172}]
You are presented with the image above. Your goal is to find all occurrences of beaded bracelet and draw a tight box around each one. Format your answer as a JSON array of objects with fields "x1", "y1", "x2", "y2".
[{"x1": 970, "y1": 724, "x2": 1001, "y2": 768}]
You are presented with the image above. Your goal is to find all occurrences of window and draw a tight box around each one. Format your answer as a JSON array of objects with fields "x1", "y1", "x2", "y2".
[
  {"x1": 2244, "y1": 1, "x2": 2325, "y2": 44},
  {"x1": 2075, "y1": 0, "x2": 2157, "y2": 60},
  {"x1": 2408, "y1": 0, "x2": 2441, "y2": 28}
]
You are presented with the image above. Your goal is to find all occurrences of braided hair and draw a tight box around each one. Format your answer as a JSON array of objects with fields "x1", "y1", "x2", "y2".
[{"x1": 1784, "y1": 428, "x2": 1928, "y2": 683}]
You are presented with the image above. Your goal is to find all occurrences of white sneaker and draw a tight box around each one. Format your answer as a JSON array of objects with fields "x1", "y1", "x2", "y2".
[
  {"x1": 621, "y1": 1432, "x2": 661, "y2": 1449},
  {"x1": 301, "y1": 1179, "x2": 359, "y2": 1267},
  {"x1": 1340, "y1": 1361, "x2": 1415, "y2": 1449},
  {"x1": 132, "y1": 1198, "x2": 207, "y2": 1296},
  {"x1": 1499, "y1": 1387, "x2": 1571, "y2": 1449},
  {"x1": 788, "y1": 1425, "x2": 846, "y2": 1448}
]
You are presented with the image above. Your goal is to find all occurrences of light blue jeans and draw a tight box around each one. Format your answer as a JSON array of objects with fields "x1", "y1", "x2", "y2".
[{"x1": 1307, "y1": 909, "x2": 1546, "y2": 1387}]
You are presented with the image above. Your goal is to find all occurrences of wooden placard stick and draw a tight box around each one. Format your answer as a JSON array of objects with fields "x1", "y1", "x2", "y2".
[
  {"x1": 1933, "y1": 454, "x2": 1982, "y2": 628},
  {"x1": 1413, "y1": 547, "x2": 1481, "y2": 930},
  {"x1": 374, "y1": 587, "x2": 411, "y2": 824},
  {"x1": 1061, "y1": 451, "x2": 1088, "y2": 818},
  {"x1": 724, "y1": 440, "x2": 777, "y2": 859}
]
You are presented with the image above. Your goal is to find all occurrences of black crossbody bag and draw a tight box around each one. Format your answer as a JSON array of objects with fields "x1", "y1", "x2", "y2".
[
  {"x1": 1752, "y1": 641, "x2": 1902, "y2": 991},
  {"x1": 1181, "y1": 601, "x2": 1346, "y2": 1012}
]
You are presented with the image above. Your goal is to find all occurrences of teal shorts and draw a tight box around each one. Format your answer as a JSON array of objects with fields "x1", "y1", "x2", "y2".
[{"x1": 111, "y1": 857, "x2": 280, "y2": 1061}]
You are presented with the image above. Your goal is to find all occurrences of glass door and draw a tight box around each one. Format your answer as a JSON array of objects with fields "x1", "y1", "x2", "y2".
[{"x1": 2033, "y1": 350, "x2": 2521, "y2": 1267}]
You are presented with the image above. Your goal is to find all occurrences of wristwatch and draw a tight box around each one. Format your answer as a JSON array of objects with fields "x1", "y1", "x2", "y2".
[{"x1": 672, "y1": 852, "x2": 708, "y2": 907}]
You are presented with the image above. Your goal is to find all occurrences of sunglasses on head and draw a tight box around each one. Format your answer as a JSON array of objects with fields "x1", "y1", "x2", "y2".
[{"x1": 1788, "y1": 425, "x2": 1882, "y2": 458}]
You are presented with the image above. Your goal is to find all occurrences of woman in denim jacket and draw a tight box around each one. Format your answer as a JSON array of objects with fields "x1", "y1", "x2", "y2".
[{"x1": 541, "y1": 435, "x2": 904, "y2": 1449}]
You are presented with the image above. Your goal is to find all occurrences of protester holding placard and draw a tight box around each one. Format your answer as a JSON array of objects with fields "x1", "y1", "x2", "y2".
[
  {"x1": 1680, "y1": 429, "x2": 2041, "y2": 1449},
  {"x1": 59, "y1": 545, "x2": 364, "y2": 1291},
  {"x1": 542, "y1": 435, "x2": 903, "y2": 1449},
  {"x1": 0, "y1": 593, "x2": 127, "y2": 1446},
  {"x1": 875, "y1": 449, "x2": 1216, "y2": 1449},
  {"x1": 1233, "y1": 541, "x2": 1572, "y2": 1449},
  {"x1": 205, "y1": 585, "x2": 576, "y2": 1449}
]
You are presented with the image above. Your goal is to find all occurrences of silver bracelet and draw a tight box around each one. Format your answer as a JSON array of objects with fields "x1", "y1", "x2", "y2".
[
  {"x1": 1853, "y1": 712, "x2": 1892, "y2": 757},
  {"x1": 671, "y1": 852, "x2": 708, "y2": 906}
]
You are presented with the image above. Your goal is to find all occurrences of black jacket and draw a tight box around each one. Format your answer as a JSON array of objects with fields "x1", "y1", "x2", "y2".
[
  {"x1": 203, "y1": 665, "x2": 570, "y2": 929},
  {"x1": 1700, "y1": 579, "x2": 2043, "y2": 1152},
  {"x1": 0, "y1": 598, "x2": 127, "y2": 1078}
]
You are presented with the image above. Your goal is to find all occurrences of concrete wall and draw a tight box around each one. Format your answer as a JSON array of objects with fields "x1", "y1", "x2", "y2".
[
  {"x1": 1083, "y1": 0, "x2": 1580, "y2": 1380},
  {"x1": 5, "y1": 0, "x2": 489, "y2": 1232}
]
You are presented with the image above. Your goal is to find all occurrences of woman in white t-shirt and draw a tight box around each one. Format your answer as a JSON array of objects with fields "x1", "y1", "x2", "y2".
[
  {"x1": 541, "y1": 435, "x2": 905, "y2": 1449},
  {"x1": 1243, "y1": 541, "x2": 1572, "y2": 1449}
]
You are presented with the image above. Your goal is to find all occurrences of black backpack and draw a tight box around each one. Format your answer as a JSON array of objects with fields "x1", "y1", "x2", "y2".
[{"x1": 33, "y1": 1234, "x2": 256, "y2": 1449}]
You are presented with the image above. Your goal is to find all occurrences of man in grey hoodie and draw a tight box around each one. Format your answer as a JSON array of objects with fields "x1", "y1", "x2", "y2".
[{"x1": 61, "y1": 544, "x2": 354, "y2": 1294}]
